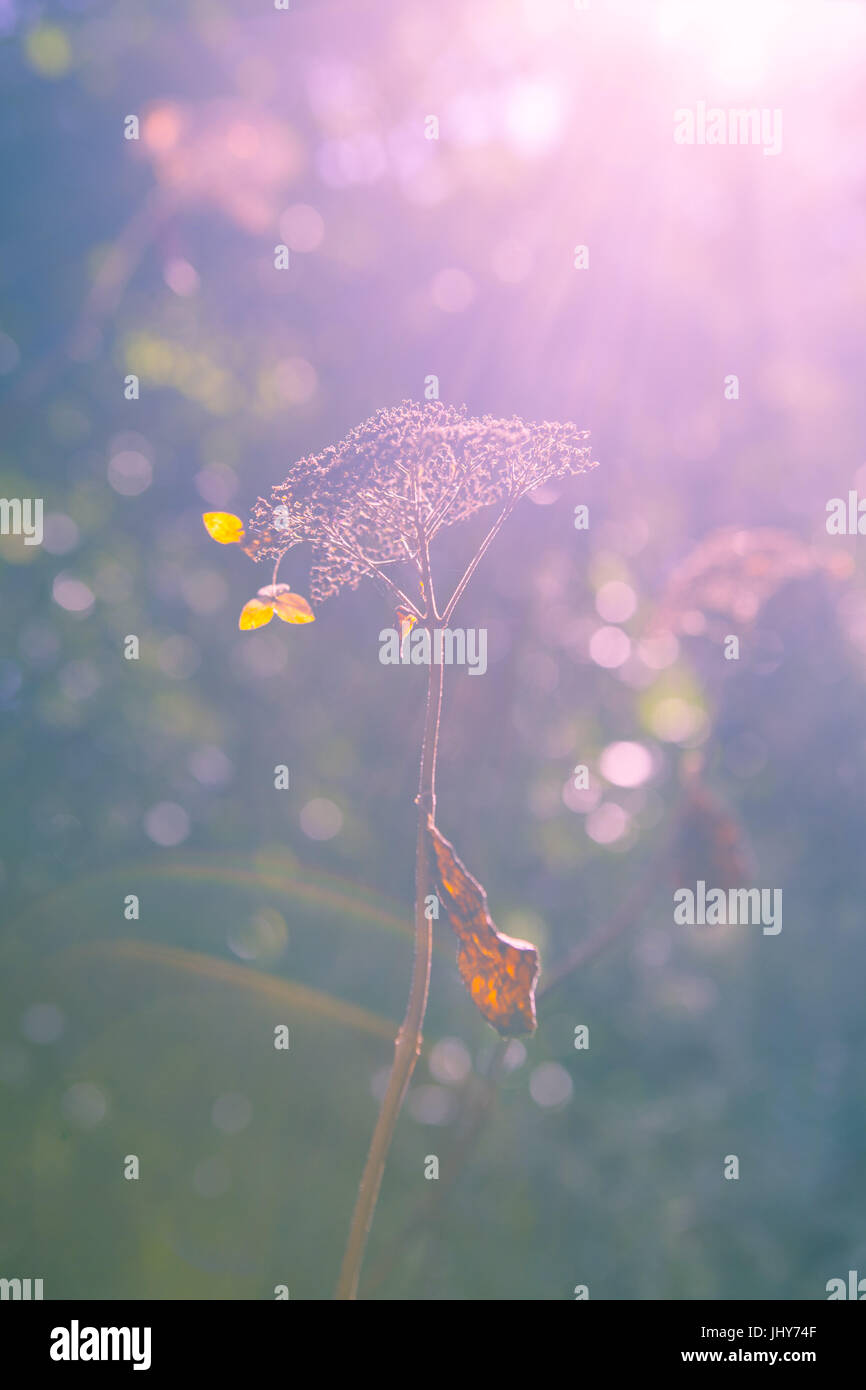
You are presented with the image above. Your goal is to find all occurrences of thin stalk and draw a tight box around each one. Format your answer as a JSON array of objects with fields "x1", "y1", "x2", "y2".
[
  {"x1": 323, "y1": 525, "x2": 422, "y2": 619},
  {"x1": 335, "y1": 647, "x2": 444, "y2": 1300},
  {"x1": 360, "y1": 833, "x2": 680, "y2": 1296},
  {"x1": 443, "y1": 494, "x2": 516, "y2": 623}
]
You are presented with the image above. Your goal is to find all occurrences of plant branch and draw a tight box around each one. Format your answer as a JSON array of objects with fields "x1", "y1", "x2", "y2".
[
  {"x1": 413, "y1": 463, "x2": 438, "y2": 621},
  {"x1": 359, "y1": 835, "x2": 676, "y2": 1297},
  {"x1": 426, "y1": 443, "x2": 468, "y2": 542},
  {"x1": 323, "y1": 524, "x2": 423, "y2": 619},
  {"x1": 335, "y1": 646, "x2": 444, "y2": 1299},
  {"x1": 443, "y1": 493, "x2": 517, "y2": 623}
]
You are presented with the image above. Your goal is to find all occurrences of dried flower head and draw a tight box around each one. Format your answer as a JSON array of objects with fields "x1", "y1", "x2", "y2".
[
  {"x1": 241, "y1": 401, "x2": 595, "y2": 606},
  {"x1": 654, "y1": 526, "x2": 849, "y2": 635}
]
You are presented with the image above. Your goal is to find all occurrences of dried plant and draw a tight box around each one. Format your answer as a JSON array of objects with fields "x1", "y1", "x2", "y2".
[
  {"x1": 203, "y1": 399, "x2": 596, "y2": 1298},
  {"x1": 653, "y1": 526, "x2": 850, "y2": 636}
]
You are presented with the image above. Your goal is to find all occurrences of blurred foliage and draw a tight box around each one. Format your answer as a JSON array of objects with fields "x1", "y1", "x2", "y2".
[{"x1": 2, "y1": 0, "x2": 866, "y2": 1299}]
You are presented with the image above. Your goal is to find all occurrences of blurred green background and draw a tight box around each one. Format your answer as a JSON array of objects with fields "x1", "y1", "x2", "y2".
[{"x1": 2, "y1": 0, "x2": 866, "y2": 1299}]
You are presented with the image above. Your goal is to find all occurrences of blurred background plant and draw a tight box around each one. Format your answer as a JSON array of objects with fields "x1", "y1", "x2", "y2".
[{"x1": 2, "y1": 0, "x2": 866, "y2": 1300}]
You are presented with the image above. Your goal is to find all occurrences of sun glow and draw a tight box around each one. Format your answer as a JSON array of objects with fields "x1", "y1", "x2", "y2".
[{"x1": 656, "y1": 0, "x2": 866, "y2": 86}]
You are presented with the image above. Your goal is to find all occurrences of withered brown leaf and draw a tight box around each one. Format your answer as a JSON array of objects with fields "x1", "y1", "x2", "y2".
[{"x1": 426, "y1": 819, "x2": 539, "y2": 1036}]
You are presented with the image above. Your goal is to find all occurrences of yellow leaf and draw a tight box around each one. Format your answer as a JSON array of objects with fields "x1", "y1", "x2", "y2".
[
  {"x1": 203, "y1": 511, "x2": 245, "y2": 544},
  {"x1": 239, "y1": 598, "x2": 274, "y2": 630},
  {"x1": 258, "y1": 584, "x2": 315, "y2": 624},
  {"x1": 274, "y1": 594, "x2": 315, "y2": 624}
]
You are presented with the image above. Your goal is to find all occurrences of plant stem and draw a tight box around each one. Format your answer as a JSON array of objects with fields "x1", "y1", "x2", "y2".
[
  {"x1": 444, "y1": 495, "x2": 516, "y2": 622},
  {"x1": 335, "y1": 648, "x2": 444, "y2": 1300},
  {"x1": 358, "y1": 827, "x2": 681, "y2": 1296}
]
